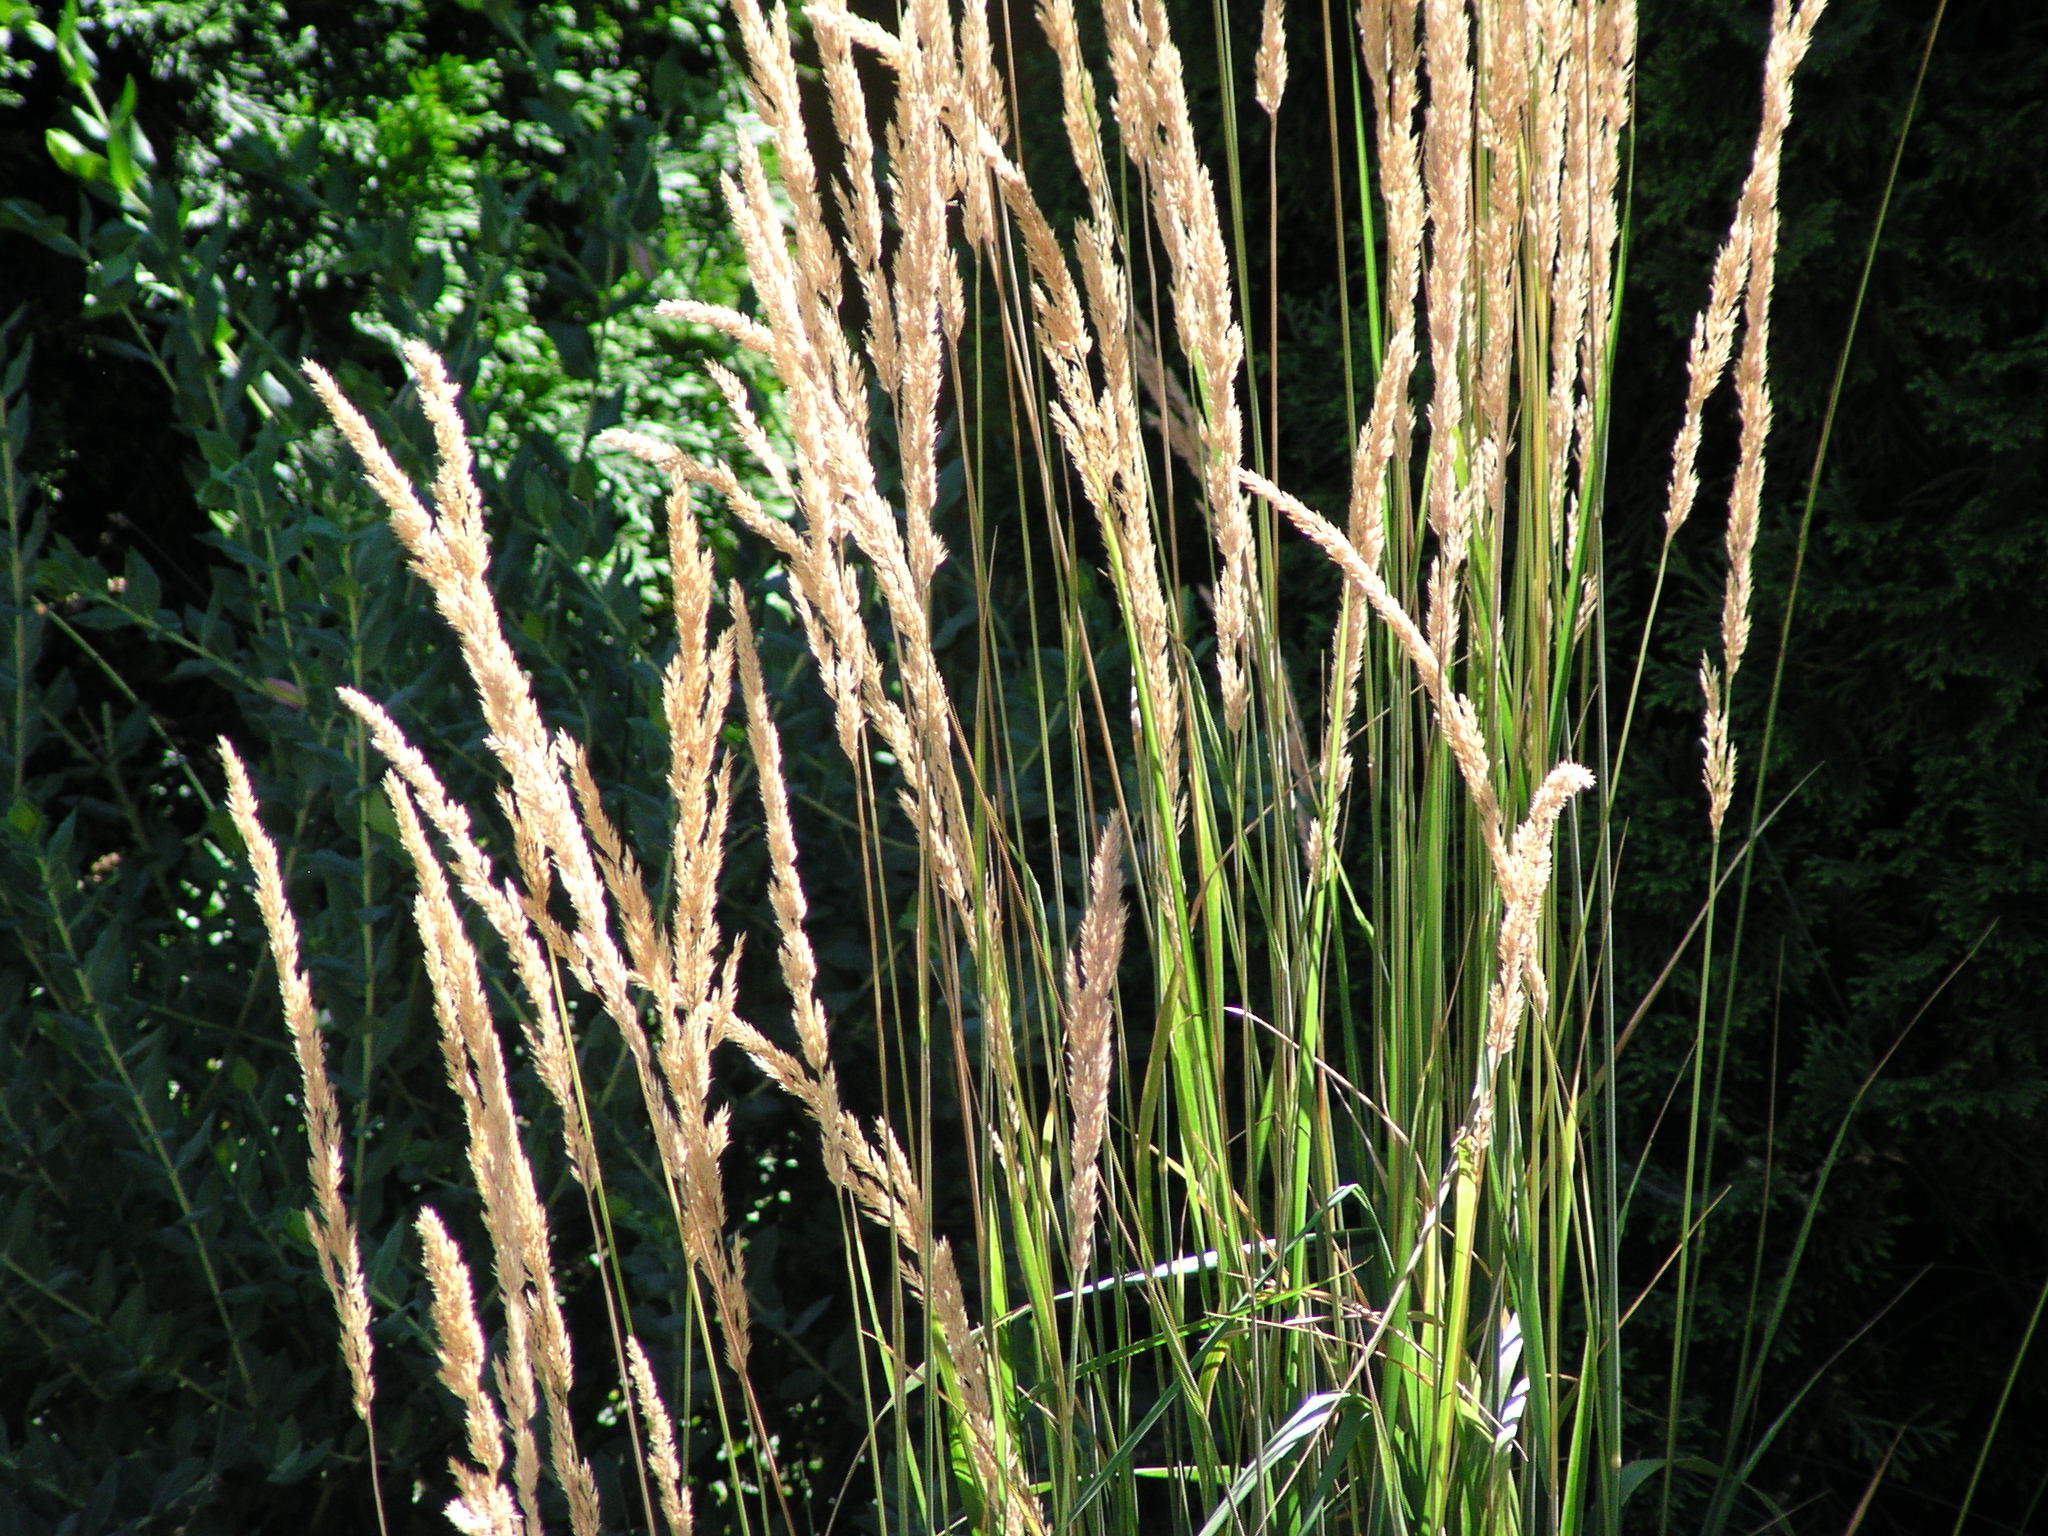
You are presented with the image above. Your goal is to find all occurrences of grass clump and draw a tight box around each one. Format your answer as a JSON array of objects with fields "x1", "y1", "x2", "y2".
[{"x1": 223, "y1": 0, "x2": 1832, "y2": 1531}]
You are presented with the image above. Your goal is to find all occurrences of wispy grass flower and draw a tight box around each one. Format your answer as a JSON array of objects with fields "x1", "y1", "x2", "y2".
[{"x1": 231, "y1": 2, "x2": 1832, "y2": 1532}]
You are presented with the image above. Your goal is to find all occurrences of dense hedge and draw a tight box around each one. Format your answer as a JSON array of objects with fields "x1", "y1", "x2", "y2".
[
  {"x1": 0, "y1": 4, "x2": 785, "y2": 1529},
  {"x1": 1611, "y1": 8, "x2": 2048, "y2": 1530},
  {"x1": 1, "y1": 1, "x2": 2041, "y2": 1533}
]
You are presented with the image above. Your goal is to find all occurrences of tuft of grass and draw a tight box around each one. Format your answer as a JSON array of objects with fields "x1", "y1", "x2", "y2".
[{"x1": 225, "y1": 1, "x2": 1834, "y2": 1532}]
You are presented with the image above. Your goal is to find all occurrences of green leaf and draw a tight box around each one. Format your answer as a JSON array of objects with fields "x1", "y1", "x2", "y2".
[
  {"x1": 106, "y1": 129, "x2": 134, "y2": 196},
  {"x1": 268, "y1": 1439, "x2": 327, "y2": 1485},
  {"x1": 45, "y1": 127, "x2": 109, "y2": 187},
  {"x1": 0, "y1": 197, "x2": 85, "y2": 258},
  {"x1": 1196, "y1": 1392, "x2": 1355, "y2": 1536},
  {"x1": 121, "y1": 551, "x2": 162, "y2": 618},
  {"x1": 1617, "y1": 1456, "x2": 1724, "y2": 1505},
  {"x1": 546, "y1": 320, "x2": 597, "y2": 380}
]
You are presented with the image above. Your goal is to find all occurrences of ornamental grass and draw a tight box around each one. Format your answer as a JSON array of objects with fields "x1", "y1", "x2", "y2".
[{"x1": 226, "y1": 0, "x2": 1830, "y2": 1531}]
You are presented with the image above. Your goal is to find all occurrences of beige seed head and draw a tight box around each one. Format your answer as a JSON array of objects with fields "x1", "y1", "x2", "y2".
[{"x1": 1255, "y1": 0, "x2": 1290, "y2": 117}]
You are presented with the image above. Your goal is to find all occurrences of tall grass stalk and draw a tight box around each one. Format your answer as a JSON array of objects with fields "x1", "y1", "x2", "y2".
[{"x1": 226, "y1": 0, "x2": 1826, "y2": 1531}]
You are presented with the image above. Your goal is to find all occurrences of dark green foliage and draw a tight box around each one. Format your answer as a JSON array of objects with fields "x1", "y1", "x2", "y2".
[
  {"x1": 1600, "y1": 4, "x2": 2048, "y2": 1530},
  {"x1": 0, "y1": 3, "x2": 784, "y2": 1530}
]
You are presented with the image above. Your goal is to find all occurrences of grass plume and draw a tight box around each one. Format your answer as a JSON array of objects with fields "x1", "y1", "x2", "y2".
[{"x1": 227, "y1": 1, "x2": 1836, "y2": 1531}]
